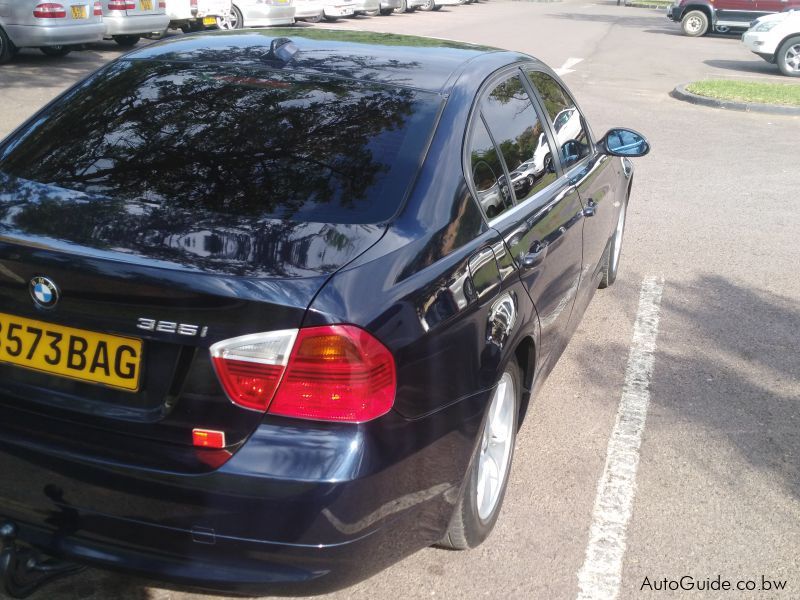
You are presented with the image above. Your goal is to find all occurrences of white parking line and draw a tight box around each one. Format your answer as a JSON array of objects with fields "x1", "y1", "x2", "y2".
[
  {"x1": 576, "y1": 276, "x2": 665, "y2": 600},
  {"x1": 555, "y1": 57, "x2": 584, "y2": 76}
]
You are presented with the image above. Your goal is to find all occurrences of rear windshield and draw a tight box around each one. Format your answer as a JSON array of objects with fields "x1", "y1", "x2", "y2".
[{"x1": 0, "y1": 60, "x2": 440, "y2": 225}]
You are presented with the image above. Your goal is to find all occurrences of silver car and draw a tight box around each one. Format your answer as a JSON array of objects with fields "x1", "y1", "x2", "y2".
[
  {"x1": 100, "y1": 0, "x2": 169, "y2": 47},
  {"x1": 0, "y1": 0, "x2": 105, "y2": 62},
  {"x1": 226, "y1": 0, "x2": 295, "y2": 28}
]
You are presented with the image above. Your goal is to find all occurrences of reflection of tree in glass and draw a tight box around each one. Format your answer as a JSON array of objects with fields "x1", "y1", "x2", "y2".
[{"x1": 1, "y1": 61, "x2": 418, "y2": 219}]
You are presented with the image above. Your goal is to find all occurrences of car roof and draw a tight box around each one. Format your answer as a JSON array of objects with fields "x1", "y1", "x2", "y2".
[{"x1": 124, "y1": 28, "x2": 536, "y2": 94}]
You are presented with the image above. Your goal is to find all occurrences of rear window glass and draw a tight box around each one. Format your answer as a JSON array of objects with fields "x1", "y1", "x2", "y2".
[{"x1": 0, "y1": 60, "x2": 441, "y2": 225}]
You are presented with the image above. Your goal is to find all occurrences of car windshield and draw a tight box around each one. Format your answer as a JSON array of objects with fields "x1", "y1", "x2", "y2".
[{"x1": 0, "y1": 60, "x2": 441, "y2": 225}]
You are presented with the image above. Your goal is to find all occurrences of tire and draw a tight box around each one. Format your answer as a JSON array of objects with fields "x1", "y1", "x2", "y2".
[
  {"x1": 418, "y1": 0, "x2": 435, "y2": 10},
  {"x1": 324, "y1": 14, "x2": 339, "y2": 21},
  {"x1": 365, "y1": 8, "x2": 380, "y2": 15},
  {"x1": 432, "y1": 3, "x2": 442, "y2": 9},
  {"x1": 776, "y1": 35, "x2": 800, "y2": 77},
  {"x1": 112, "y1": 35, "x2": 141, "y2": 47},
  {"x1": 0, "y1": 27, "x2": 14, "y2": 65},
  {"x1": 40, "y1": 46, "x2": 71, "y2": 57},
  {"x1": 440, "y1": 359, "x2": 521, "y2": 550},
  {"x1": 216, "y1": 6, "x2": 241, "y2": 29},
  {"x1": 393, "y1": 0, "x2": 407, "y2": 12},
  {"x1": 598, "y1": 196, "x2": 628, "y2": 289},
  {"x1": 380, "y1": 7, "x2": 394, "y2": 14},
  {"x1": 301, "y1": 13, "x2": 323, "y2": 22},
  {"x1": 681, "y1": 10, "x2": 709, "y2": 37},
  {"x1": 232, "y1": 5, "x2": 245, "y2": 28}
]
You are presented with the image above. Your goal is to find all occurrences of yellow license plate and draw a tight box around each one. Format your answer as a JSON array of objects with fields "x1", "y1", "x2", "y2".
[
  {"x1": 71, "y1": 5, "x2": 88, "y2": 19},
  {"x1": 202, "y1": 16, "x2": 217, "y2": 25},
  {"x1": 0, "y1": 312, "x2": 142, "y2": 392},
  {"x1": 141, "y1": 0, "x2": 153, "y2": 9}
]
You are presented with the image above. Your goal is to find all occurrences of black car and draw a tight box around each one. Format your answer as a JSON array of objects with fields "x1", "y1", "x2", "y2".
[{"x1": 0, "y1": 30, "x2": 649, "y2": 597}]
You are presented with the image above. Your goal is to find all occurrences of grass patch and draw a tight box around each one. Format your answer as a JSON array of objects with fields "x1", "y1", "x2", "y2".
[{"x1": 686, "y1": 79, "x2": 800, "y2": 107}]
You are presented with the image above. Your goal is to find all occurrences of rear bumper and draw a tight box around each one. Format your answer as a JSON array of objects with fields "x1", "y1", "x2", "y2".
[
  {"x1": 294, "y1": 4, "x2": 325, "y2": 18},
  {"x1": 241, "y1": 5, "x2": 297, "y2": 26},
  {"x1": 352, "y1": 0, "x2": 380, "y2": 11},
  {"x1": 0, "y1": 390, "x2": 488, "y2": 594},
  {"x1": 4, "y1": 23, "x2": 105, "y2": 48},
  {"x1": 323, "y1": 4, "x2": 356, "y2": 16},
  {"x1": 104, "y1": 14, "x2": 171, "y2": 36}
]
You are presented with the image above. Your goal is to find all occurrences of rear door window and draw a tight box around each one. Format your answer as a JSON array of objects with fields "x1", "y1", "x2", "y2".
[{"x1": 0, "y1": 60, "x2": 441, "y2": 225}]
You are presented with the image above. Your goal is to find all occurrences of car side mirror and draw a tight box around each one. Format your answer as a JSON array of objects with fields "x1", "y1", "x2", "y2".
[{"x1": 599, "y1": 128, "x2": 650, "y2": 157}]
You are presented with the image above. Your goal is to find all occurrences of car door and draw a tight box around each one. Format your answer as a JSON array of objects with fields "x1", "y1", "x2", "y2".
[
  {"x1": 525, "y1": 69, "x2": 618, "y2": 293},
  {"x1": 466, "y1": 69, "x2": 585, "y2": 369},
  {"x1": 754, "y1": 0, "x2": 790, "y2": 13}
]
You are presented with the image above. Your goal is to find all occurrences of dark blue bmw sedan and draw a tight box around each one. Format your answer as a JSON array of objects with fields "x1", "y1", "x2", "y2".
[{"x1": 0, "y1": 29, "x2": 648, "y2": 597}]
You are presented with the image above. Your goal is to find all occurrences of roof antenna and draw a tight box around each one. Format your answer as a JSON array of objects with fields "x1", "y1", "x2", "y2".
[{"x1": 267, "y1": 38, "x2": 298, "y2": 63}]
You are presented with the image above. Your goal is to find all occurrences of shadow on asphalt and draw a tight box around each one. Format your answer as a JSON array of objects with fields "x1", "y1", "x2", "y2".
[
  {"x1": 576, "y1": 273, "x2": 800, "y2": 499},
  {"x1": 704, "y1": 58, "x2": 782, "y2": 76},
  {"x1": 546, "y1": 11, "x2": 665, "y2": 28}
]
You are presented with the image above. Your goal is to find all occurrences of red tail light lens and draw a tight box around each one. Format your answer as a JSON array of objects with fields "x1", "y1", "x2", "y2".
[
  {"x1": 210, "y1": 329, "x2": 298, "y2": 412},
  {"x1": 33, "y1": 3, "x2": 67, "y2": 18},
  {"x1": 158, "y1": 0, "x2": 166, "y2": 7},
  {"x1": 210, "y1": 325, "x2": 396, "y2": 423},
  {"x1": 93, "y1": 1, "x2": 102, "y2": 15},
  {"x1": 190, "y1": 0, "x2": 198, "y2": 7},
  {"x1": 269, "y1": 325, "x2": 396, "y2": 423},
  {"x1": 108, "y1": 0, "x2": 135, "y2": 8}
]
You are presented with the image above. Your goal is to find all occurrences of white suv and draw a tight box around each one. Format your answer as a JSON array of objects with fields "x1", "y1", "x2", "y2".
[{"x1": 742, "y1": 10, "x2": 800, "y2": 77}]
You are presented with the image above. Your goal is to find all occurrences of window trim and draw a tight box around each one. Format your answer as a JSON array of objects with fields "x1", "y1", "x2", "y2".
[
  {"x1": 462, "y1": 63, "x2": 565, "y2": 227},
  {"x1": 521, "y1": 66, "x2": 597, "y2": 180}
]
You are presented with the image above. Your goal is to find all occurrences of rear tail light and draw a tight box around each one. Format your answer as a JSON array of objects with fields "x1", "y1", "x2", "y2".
[
  {"x1": 190, "y1": 0, "x2": 198, "y2": 7},
  {"x1": 93, "y1": 1, "x2": 102, "y2": 15},
  {"x1": 210, "y1": 329, "x2": 298, "y2": 412},
  {"x1": 210, "y1": 325, "x2": 396, "y2": 423},
  {"x1": 108, "y1": 0, "x2": 135, "y2": 8},
  {"x1": 158, "y1": 0, "x2": 166, "y2": 7},
  {"x1": 33, "y1": 3, "x2": 67, "y2": 18}
]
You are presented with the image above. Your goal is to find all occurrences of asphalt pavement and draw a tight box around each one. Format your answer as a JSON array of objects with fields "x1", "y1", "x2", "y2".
[{"x1": 0, "y1": 2, "x2": 798, "y2": 599}]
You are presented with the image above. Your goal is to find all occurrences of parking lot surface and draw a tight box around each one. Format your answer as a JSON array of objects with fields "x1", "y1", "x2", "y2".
[{"x1": 1, "y1": 2, "x2": 798, "y2": 599}]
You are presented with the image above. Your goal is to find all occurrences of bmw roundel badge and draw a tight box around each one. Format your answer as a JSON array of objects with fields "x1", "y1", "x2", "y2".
[{"x1": 29, "y1": 276, "x2": 60, "y2": 309}]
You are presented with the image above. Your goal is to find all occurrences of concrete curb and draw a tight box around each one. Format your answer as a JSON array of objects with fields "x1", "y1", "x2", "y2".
[{"x1": 671, "y1": 83, "x2": 800, "y2": 116}]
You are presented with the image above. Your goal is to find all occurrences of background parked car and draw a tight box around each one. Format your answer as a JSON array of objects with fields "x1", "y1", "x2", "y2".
[
  {"x1": 743, "y1": 10, "x2": 800, "y2": 76},
  {"x1": 417, "y1": 0, "x2": 460, "y2": 11},
  {"x1": 0, "y1": 0, "x2": 105, "y2": 63},
  {"x1": 162, "y1": 0, "x2": 231, "y2": 33},
  {"x1": 100, "y1": 0, "x2": 170, "y2": 47},
  {"x1": 351, "y1": 0, "x2": 379, "y2": 15},
  {"x1": 228, "y1": 0, "x2": 295, "y2": 28},
  {"x1": 292, "y1": 0, "x2": 323, "y2": 21},
  {"x1": 667, "y1": 0, "x2": 800, "y2": 36}
]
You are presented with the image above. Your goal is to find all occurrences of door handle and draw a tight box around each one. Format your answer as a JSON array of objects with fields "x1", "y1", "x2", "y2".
[
  {"x1": 520, "y1": 241, "x2": 547, "y2": 270},
  {"x1": 583, "y1": 199, "x2": 597, "y2": 217}
]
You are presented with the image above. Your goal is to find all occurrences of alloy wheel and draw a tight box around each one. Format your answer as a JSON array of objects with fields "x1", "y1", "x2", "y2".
[
  {"x1": 785, "y1": 44, "x2": 800, "y2": 74},
  {"x1": 610, "y1": 200, "x2": 627, "y2": 274},
  {"x1": 476, "y1": 371, "x2": 515, "y2": 520}
]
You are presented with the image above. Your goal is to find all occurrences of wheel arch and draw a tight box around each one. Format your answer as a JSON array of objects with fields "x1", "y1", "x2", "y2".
[
  {"x1": 682, "y1": 4, "x2": 714, "y2": 26},
  {"x1": 514, "y1": 335, "x2": 536, "y2": 427}
]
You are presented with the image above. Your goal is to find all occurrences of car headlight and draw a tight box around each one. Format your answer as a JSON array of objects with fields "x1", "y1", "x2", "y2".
[{"x1": 752, "y1": 20, "x2": 779, "y2": 32}]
